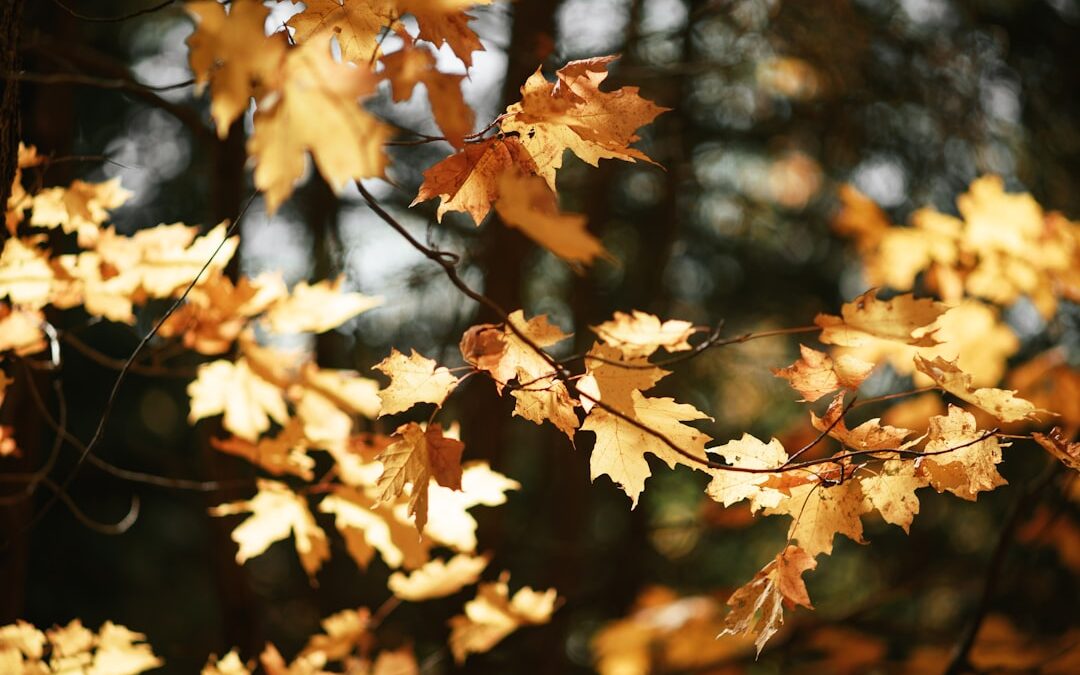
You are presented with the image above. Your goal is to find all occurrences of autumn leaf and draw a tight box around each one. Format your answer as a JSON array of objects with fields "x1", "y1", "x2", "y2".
[
  {"x1": 816, "y1": 289, "x2": 947, "y2": 348},
  {"x1": 811, "y1": 393, "x2": 918, "y2": 452},
  {"x1": 188, "y1": 358, "x2": 289, "y2": 442},
  {"x1": 494, "y1": 170, "x2": 606, "y2": 265},
  {"x1": 858, "y1": 459, "x2": 928, "y2": 532},
  {"x1": 705, "y1": 434, "x2": 787, "y2": 510},
  {"x1": 0, "y1": 236, "x2": 52, "y2": 309},
  {"x1": 202, "y1": 650, "x2": 250, "y2": 675},
  {"x1": 381, "y1": 39, "x2": 474, "y2": 147},
  {"x1": 319, "y1": 486, "x2": 431, "y2": 571},
  {"x1": 265, "y1": 277, "x2": 381, "y2": 334},
  {"x1": 719, "y1": 545, "x2": 817, "y2": 655},
  {"x1": 288, "y1": 0, "x2": 395, "y2": 65},
  {"x1": 209, "y1": 479, "x2": 330, "y2": 578},
  {"x1": 583, "y1": 391, "x2": 712, "y2": 507},
  {"x1": 577, "y1": 342, "x2": 668, "y2": 415},
  {"x1": 248, "y1": 35, "x2": 392, "y2": 213},
  {"x1": 448, "y1": 573, "x2": 558, "y2": 663},
  {"x1": 388, "y1": 554, "x2": 489, "y2": 601},
  {"x1": 373, "y1": 348, "x2": 459, "y2": 416},
  {"x1": 500, "y1": 55, "x2": 669, "y2": 190},
  {"x1": 417, "y1": 461, "x2": 521, "y2": 551},
  {"x1": 591, "y1": 310, "x2": 695, "y2": 358},
  {"x1": 920, "y1": 405, "x2": 1006, "y2": 501},
  {"x1": 299, "y1": 607, "x2": 371, "y2": 662},
  {"x1": 1033, "y1": 428, "x2": 1080, "y2": 472},
  {"x1": 914, "y1": 355, "x2": 1045, "y2": 423},
  {"x1": 773, "y1": 344, "x2": 874, "y2": 402},
  {"x1": 29, "y1": 178, "x2": 131, "y2": 245},
  {"x1": 211, "y1": 419, "x2": 314, "y2": 480},
  {"x1": 376, "y1": 422, "x2": 465, "y2": 533},
  {"x1": 159, "y1": 272, "x2": 286, "y2": 355},
  {"x1": 405, "y1": 0, "x2": 488, "y2": 67},
  {"x1": 764, "y1": 479, "x2": 868, "y2": 557},
  {"x1": 413, "y1": 135, "x2": 538, "y2": 224},
  {"x1": 187, "y1": 0, "x2": 286, "y2": 137},
  {"x1": 0, "y1": 304, "x2": 45, "y2": 355}
]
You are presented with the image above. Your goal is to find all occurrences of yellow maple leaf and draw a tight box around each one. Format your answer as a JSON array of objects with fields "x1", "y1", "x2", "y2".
[
  {"x1": 448, "y1": 572, "x2": 558, "y2": 663},
  {"x1": 413, "y1": 136, "x2": 538, "y2": 224},
  {"x1": 705, "y1": 434, "x2": 787, "y2": 510},
  {"x1": 187, "y1": 0, "x2": 287, "y2": 136},
  {"x1": 319, "y1": 486, "x2": 431, "y2": 570},
  {"x1": 764, "y1": 479, "x2": 868, "y2": 557},
  {"x1": 583, "y1": 391, "x2": 712, "y2": 507},
  {"x1": 718, "y1": 545, "x2": 817, "y2": 655},
  {"x1": 288, "y1": 0, "x2": 395, "y2": 65},
  {"x1": 202, "y1": 649, "x2": 250, "y2": 675},
  {"x1": 0, "y1": 304, "x2": 45, "y2": 355},
  {"x1": 159, "y1": 272, "x2": 286, "y2": 354},
  {"x1": 460, "y1": 309, "x2": 569, "y2": 392},
  {"x1": 388, "y1": 553, "x2": 489, "y2": 601},
  {"x1": 249, "y1": 35, "x2": 392, "y2": 213},
  {"x1": 0, "y1": 236, "x2": 53, "y2": 309},
  {"x1": 373, "y1": 348, "x2": 459, "y2": 416},
  {"x1": 265, "y1": 276, "x2": 381, "y2": 334},
  {"x1": 858, "y1": 459, "x2": 928, "y2": 533},
  {"x1": 921, "y1": 405, "x2": 1006, "y2": 500},
  {"x1": 188, "y1": 358, "x2": 289, "y2": 441},
  {"x1": 298, "y1": 607, "x2": 372, "y2": 663},
  {"x1": 811, "y1": 393, "x2": 918, "y2": 452},
  {"x1": 915, "y1": 355, "x2": 1045, "y2": 424},
  {"x1": 500, "y1": 55, "x2": 668, "y2": 190},
  {"x1": 591, "y1": 310, "x2": 695, "y2": 359},
  {"x1": 209, "y1": 479, "x2": 330, "y2": 578},
  {"x1": 29, "y1": 178, "x2": 131, "y2": 245},
  {"x1": 413, "y1": 461, "x2": 520, "y2": 552},
  {"x1": 816, "y1": 289, "x2": 947, "y2": 348},
  {"x1": 577, "y1": 342, "x2": 668, "y2": 415},
  {"x1": 494, "y1": 170, "x2": 606, "y2": 265},
  {"x1": 376, "y1": 422, "x2": 465, "y2": 533},
  {"x1": 772, "y1": 344, "x2": 874, "y2": 403},
  {"x1": 382, "y1": 39, "x2": 475, "y2": 147},
  {"x1": 211, "y1": 418, "x2": 314, "y2": 480},
  {"x1": 401, "y1": 0, "x2": 493, "y2": 67},
  {"x1": 509, "y1": 369, "x2": 580, "y2": 441}
]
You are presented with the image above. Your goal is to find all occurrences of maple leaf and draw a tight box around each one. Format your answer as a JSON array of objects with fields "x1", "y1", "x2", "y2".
[
  {"x1": 764, "y1": 479, "x2": 868, "y2": 557},
  {"x1": 300, "y1": 362, "x2": 383, "y2": 419},
  {"x1": 811, "y1": 393, "x2": 918, "y2": 452},
  {"x1": 376, "y1": 422, "x2": 465, "y2": 533},
  {"x1": 500, "y1": 55, "x2": 668, "y2": 190},
  {"x1": 1033, "y1": 428, "x2": 1080, "y2": 472},
  {"x1": 858, "y1": 459, "x2": 928, "y2": 532},
  {"x1": 577, "y1": 342, "x2": 668, "y2": 415},
  {"x1": 158, "y1": 272, "x2": 287, "y2": 355},
  {"x1": 297, "y1": 607, "x2": 372, "y2": 664},
  {"x1": 0, "y1": 236, "x2": 52, "y2": 309},
  {"x1": 188, "y1": 358, "x2": 289, "y2": 442},
  {"x1": 583, "y1": 391, "x2": 712, "y2": 507},
  {"x1": 209, "y1": 479, "x2": 330, "y2": 578},
  {"x1": 413, "y1": 136, "x2": 538, "y2": 224},
  {"x1": 249, "y1": 35, "x2": 392, "y2": 213},
  {"x1": 772, "y1": 344, "x2": 874, "y2": 403},
  {"x1": 265, "y1": 277, "x2": 381, "y2": 334},
  {"x1": 373, "y1": 348, "x2": 460, "y2": 416},
  {"x1": 448, "y1": 573, "x2": 558, "y2": 663},
  {"x1": 29, "y1": 178, "x2": 131, "y2": 245},
  {"x1": 719, "y1": 545, "x2": 817, "y2": 655},
  {"x1": 591, "y1": 310, "x2": 695, "y2": 359},
  {"x1": 403, "y1": 0, "x2": 490, "y2": 67},
  {"x1": 705, "y1": 434, "x2": 788, "y2": 510},
  {"x1": 0, "y1": 304, "x2": 45, "y2": 355},
  {"x1": 319, "y1": 486, "x2": 430, "y2": 570},
  {"x1": 387, "y1": 554, "x2": 489, "y2": 601},
  {"x1": 921, "y1": 405, "x2": 1006, "y2": 500},
  {"x1": 288, "y1": 0, "x2": 395, "y2": 65},
  {"x1": 381, "y1": 39, "x2": 474, "y2": 147},
  {"x1": 816, "y1": 289, "x2": 947, "y2": 348},
  {"x1": 414, "y1": 461, "x2": 521, "y2": 551},
  {"x1": 494, "y1": 170, "x2": 606, "y2": 265},
  {"x1": 187, "y1": 0, "x2": 287, "y2": 136},
  {"x1": 914, "y1": 355, "x2": 1045, "y2": 423},
  {"x1": 212, "y1": 419, "x2": 314, "y2": 480},
  {"x1": 202, "y1": 650, "x2": 250, "y2": 675}
]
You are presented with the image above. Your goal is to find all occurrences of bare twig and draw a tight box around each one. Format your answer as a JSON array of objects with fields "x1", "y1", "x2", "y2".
[{"x1": 49, "y1": 0, "x2": 178, "y2": 23}]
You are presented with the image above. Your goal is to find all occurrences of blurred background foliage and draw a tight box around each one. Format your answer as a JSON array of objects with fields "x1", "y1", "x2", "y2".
[{"x1": 3, "y1": 0, "x2": 1079, "y2": 672}]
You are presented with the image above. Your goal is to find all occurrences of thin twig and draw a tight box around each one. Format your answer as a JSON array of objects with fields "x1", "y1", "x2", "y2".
[
  {"x1": 61, "y1": 331, "x2": 197, "y2": 379},
  {"x1": 50, "y1": 0, "x2": 178, "y2": 23}
]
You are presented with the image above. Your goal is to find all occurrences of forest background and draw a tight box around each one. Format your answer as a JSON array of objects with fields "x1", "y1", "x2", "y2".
[{"x1": 1, "y1": 0, "x2": 1079, "y2": 673}]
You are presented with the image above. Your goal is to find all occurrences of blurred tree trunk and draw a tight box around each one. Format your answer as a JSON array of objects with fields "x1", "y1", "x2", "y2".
[{"x1": 0, "y1": 0, "x2": 24, "y2": 208}]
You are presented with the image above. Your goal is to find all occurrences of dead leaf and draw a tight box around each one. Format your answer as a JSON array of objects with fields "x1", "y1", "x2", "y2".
[
  {"x1": 494, "y1": 170, "x2": 605, "y2": 265},
  {"x1": 388, "y1": 554, "x2": 488, "y2": 601},
  {"x1": 448, "y1": 573, "x2": 558, "y2": 663},
  {"x1": 373, "y1": 348, "x2": 459, "y2": 416},
  {"x1": 376, "y1": 422, "x2": 465, "y2": 533},
  {"x1": 772, "y1": 344, "x2": 874, "y2": 402}
]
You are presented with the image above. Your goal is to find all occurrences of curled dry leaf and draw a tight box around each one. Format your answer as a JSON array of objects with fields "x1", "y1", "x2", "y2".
[
  {"x1": 816, "y1": 289, "x2": 947, "y2": 348},
  {"x1": 388, "y1": 554, "x2": 489, "y2": 601},
  {"x1": 914, "y1": 355, "x2": 1045, "y2": 423},
  {"x1": 1033, "y1": 427, "x2": 1080, "y2": 472},
  {"x1": 373, "y1": 348, "x2": 459, "y2": 416},
  {"x1": 591, "y1": 310, "x2": 695, "y2": 359},
  {"x1": 376, "y1": 422, "x2": 465, "y2": 534},
  {"x1": 719, "y1": 545, "x2": 817, "y2": 655},
  {"x1": 448, "y1": 573, "x2": 558, "y2": 663},
  {"x1": 209, "y1": 479, "x2": 330, "y2": 579},
  {"x1": 772, "y1": 344, "x2": 874, "y2": 402}
]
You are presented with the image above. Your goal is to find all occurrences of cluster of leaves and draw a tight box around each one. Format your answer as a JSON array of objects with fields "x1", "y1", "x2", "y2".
[{"x1": 2, "y1": 0, "x2": 1079, "y2": 672}]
